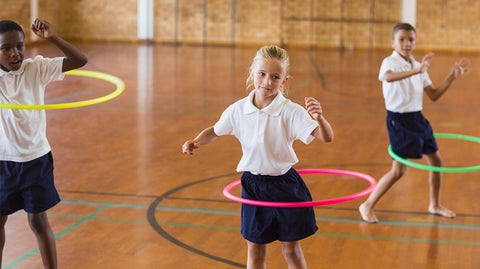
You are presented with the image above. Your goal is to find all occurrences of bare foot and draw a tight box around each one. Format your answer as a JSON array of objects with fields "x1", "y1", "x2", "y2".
[
  {"x1": 428, "y1": 205, "x2": 456, "y2": 218},
  {"x1": 359, "y1": 203, "x2": 378, "y2": 224}
]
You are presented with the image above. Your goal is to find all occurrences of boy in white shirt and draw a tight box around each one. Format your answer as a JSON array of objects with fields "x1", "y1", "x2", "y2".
[
  {"x1": 0, "y1": 19, "x2": 87, "y2": 268},
  {"x1": 359, "y1": 22, "x2": 469, "y2": 224}
]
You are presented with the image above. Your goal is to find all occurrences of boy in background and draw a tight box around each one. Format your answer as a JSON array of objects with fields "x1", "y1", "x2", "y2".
[{"x1": 359, "y1": 22, "x2": 469, "y2": 224}]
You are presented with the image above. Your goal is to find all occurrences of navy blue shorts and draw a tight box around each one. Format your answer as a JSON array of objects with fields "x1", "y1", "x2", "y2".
[
  {"x1": 0, "y1": 152, "x2": 60, "y2": 215},
  {"x1": 240, "y1": 168, "x2": 318, "y2": 244},
  {"x1": 387, "y1": 111, "x2": 438, "y2": 159}
]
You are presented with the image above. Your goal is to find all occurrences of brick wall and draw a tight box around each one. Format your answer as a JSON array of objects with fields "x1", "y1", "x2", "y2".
[
  {"x1": 1, "y1": 0, "x2": 479, "y2": 52},
  {"x1": 0, "y1": 0, "x2": 31, "y2": 41},
  {"x1": 58, "y1": 0, "x2": 137, "y2": 42},
  {"x1": 417, "y1": 0, "x2": 480, "y2": 52}
]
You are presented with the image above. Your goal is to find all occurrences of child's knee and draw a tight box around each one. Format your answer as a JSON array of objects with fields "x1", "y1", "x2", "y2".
[
  {"x1": 0, "y1": 216, "x2": 7, "y2": 227},
  {"x1": 393, "y1": 168, "x2": 406, "y2": 178},
  {"x1": 281, "y1": 242, "x2": 302, "y2": 258},
  {"x1": 426, "y1": 154, "x2": 442, "y2": 167},
  {"x1": 247, "y1": 242, "x2": 267, "y2": 257},
  {"x1": 391, "y1": 162, "x2": 407, "y2": 178},
  {"x1": 282, "y1": 248, "x2": 301, "y2": 260},
  {"x1": 27, "y1": 213, "x2": 50, "y2": 234}
]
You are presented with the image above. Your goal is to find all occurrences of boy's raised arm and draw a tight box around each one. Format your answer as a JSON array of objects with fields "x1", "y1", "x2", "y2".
[
  {"x1": 31, "y1": 18, "x2": 87, "y2": 72},
  {"x1": 383, "y1": 52, "x2": 434, "y2": 82}
]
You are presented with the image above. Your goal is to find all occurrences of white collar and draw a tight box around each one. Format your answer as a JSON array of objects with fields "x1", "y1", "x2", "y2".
[
  {"x1": 243, "y1": 90, "x2": 286, "y2": 116},
  {"x1": 0, "y1": 60, "x2": 26, "y2": 76},
  {"x1": 392, "y1": 50, "x2": 415, "y2": 64}
]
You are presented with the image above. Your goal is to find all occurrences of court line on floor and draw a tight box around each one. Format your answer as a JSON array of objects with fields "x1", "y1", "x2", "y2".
[
  {"x1": 56, "y1": 199, "x2": 480, "y2": 231},
  {"x1": 5, "y1": 205, "x2": 108, "y2": 269},
  {"x1": 7, "y1": 198, "x2": 480, "y2": 268}
]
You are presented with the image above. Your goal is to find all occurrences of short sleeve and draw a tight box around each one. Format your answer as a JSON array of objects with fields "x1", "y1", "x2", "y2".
[
  {"x1": 289, "y1": 104, "x2": 318, "y2": 144},
  {"x1": 34, "y1": 55, "x2": 65, "y2": 84},
  {"x1": 378, "y1": 58, "x2": 391, "y2": 81},
  {"x1": 423, "y1": 71, "x2": 432, "y2": 88},
  {"x1": 213, "y1": 104, "x2": 234, "y2": 136}
]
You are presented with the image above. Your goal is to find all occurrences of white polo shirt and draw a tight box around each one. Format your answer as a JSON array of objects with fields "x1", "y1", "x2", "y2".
[
  {"x1": 214, "y1": 90, "x2": 319, "y2": 176},
  {"x1": 379, "y1": 51, "x2": 432, "y2": 113},
  {"x1": 0, "y1": 56, "x2": 64, "y2": 162}
]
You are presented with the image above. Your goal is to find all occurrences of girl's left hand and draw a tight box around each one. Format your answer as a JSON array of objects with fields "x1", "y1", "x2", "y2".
[
  {"x1": 305, "y1": 97, "x2": 323, "y2": 121},
  {"x1": 31, "y1": 19, "x2": 54, "y2": 39}
]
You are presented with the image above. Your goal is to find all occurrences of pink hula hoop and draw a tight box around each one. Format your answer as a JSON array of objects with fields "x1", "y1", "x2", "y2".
[{"x1": 222, "y1": 168, "x2": 377, "y2": 208}]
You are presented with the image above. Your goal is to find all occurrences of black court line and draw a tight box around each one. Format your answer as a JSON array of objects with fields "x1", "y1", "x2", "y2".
[{"x1": 146, "y1": 173, "x2": 245, "y2": 268}]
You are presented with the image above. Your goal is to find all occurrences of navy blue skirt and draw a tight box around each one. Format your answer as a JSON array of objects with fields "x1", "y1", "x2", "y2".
[{"x1": 240, "y1": 168, "x2": 318, "y2": 244}]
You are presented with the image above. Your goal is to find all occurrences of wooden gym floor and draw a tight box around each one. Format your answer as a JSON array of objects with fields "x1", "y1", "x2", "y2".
[{"x1": 3, "y1": 42, "x2": 479, "y2": 269}]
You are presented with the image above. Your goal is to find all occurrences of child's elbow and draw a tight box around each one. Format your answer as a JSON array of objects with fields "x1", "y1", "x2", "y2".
[
  {"x1": 63, "y1": 56, "x2": 88, "y2": 72},
  {"x1": 73, "y1": 55, "x2": 88, "y2": 69},
  {"x1": 318, "y1": 132, "x2": 334, "y2": 143},
  {"x1": 324, "y1": 134, "x2": 334, "y2": 143},
  {"x1": 384, "y1": 75, "x2": 397, "y2": 83},
  {"x1": 78, "y1": 56, "x2": 88, "y2": 67},
  {"x1": 313, "y1": 126, "x2": 334, "y2": 143}
]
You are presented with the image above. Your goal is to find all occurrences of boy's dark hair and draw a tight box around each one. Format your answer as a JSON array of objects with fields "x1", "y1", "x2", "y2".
[
  {"x1": 0, "y1": 20, "x2": 24, "y2": 36},
  {"x1": 392, "y1": 22, "x2": 416, "y2": 38}
]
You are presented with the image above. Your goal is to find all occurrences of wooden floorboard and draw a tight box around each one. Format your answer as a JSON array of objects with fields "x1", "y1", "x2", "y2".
[{"x1": 3, "y1": 43, "x2": 479, "y2": 268}]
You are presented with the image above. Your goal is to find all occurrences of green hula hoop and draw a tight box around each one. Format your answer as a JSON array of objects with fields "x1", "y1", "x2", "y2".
[
  {"x1": 388, "y1": 133, "x2": 480, "y2": 173},
  {"x1": 0, "y1": 70, "x2": 125, "y2": 110}
]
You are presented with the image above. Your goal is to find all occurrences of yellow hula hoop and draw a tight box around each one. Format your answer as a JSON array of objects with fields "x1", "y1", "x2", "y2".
[{"x1": 0, "y1": 70, "x2": 125, "y2": 110}]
